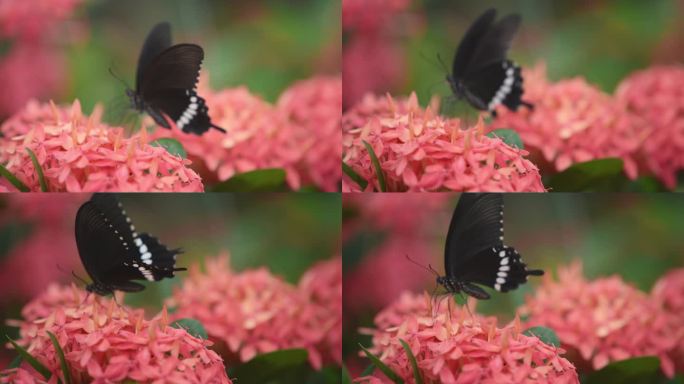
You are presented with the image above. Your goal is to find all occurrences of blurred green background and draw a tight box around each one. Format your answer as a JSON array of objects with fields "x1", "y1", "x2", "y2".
[
  {"x1": 66, "y1": 0, "x2": 340, "y2": 117},
  {"x1": 342, "y1": 193, "x2": 684, "y2": 372},
  {"x1": 399, "y1": 0, "x2": 682, "y2": 108}
]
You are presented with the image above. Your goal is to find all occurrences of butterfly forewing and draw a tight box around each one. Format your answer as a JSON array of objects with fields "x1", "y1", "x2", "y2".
[
  {"x1": 136, "y1": 22, "x2": 172, "y2": 90},
  {"x1": 463, "y1": 13, "x2": 520, "y2": 75},
  {"x1": 138, "y1": 44, "x2": 203, "y2": 95},
  {"x1": 452, "y1": 8, "x2": 497, "y2": 77}
]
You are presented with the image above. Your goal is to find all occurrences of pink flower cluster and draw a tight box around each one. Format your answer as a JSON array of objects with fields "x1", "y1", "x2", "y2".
[
  {"x1": 0, "y1": 99, "x2": 204, "y2": 192},
  {"x1": 616, "y1": 66, "x2": 684, "y2": 189},
  {"x1": 652, "y1": 268, "x2": 684, "y2": 374},
  {"x1": 357, "y1": 291, "x2": 579, "y2": 384},
  {"x1": 0, "y1": 195, "x2": 81, "y2": 303},
  {"x1": 168, "y1": 254, "x2": 342, "y2": 369},
  {"x1": 521, "y1": 262, "x2": 682, "y2": 378},
  {"x1": 489, "y1": 63, "x2": 647, "y2": 179},
  {"x1": 2, "y1": 283, "x2": 231, "y2": 384},
  {"x1": 0, "y1": 0, "x2": 84, "y2": 116},
  {"x1": 150, "y1": 75, "x2": 342, "y2": 191},
  {"x1": 342, "y1": 93, "x2": 546, "y2": 192}
]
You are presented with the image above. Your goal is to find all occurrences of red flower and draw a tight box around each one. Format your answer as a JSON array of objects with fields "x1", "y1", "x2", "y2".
[
  {"x1": 489, "y1": 63, "x2": 647, "y2": 179},
  {"x1": 343, "y1": 93, "x2": 546, "y2": 192},
  {"x1": 342, "y1": 0, "x2": 410, "y2": 33},
  {"x1": 0, "y1": 100, "x2": 204, "y2": 192},
  {"x1": 616, "y1": 65, "x2": 684, "y2": 189},
  {"x1": 2, "y1": 284, "x2": 231, "y2": 383},
  {"x1": 521, "y1": 262, "x2": 679, "y2": 377},
  {"x1": 358, "y1": 291, "x2": 578, "y2": 384},
  {"x1": 652, "y1": 268, "x2": 684, "y2": 374},
  {"x1": 169, "y1": 254, "x2": 341, "y2": 369}
]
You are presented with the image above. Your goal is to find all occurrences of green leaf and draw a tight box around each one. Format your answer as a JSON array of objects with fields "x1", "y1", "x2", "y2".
[
  {"x1": 25, "y1": 148, "x2": 48, "y2": 192},
  {"x1": 362, "y1": 140, "x2": 386, "y2": 192},
  {"x1": 487, "y1": 128, "x2": 524, "y2": 149},
  {"x1": 342, "y1": 162, "x2": 368, "y2": 190},
  {"x1": 361, "y1": 363, "x2": 375, "y2": 376},
  {"x1": 211, "y1": 168, "x2": 287, "y2": 192},
  {"x1": 359, "y1": 344, "x2": 403, "y2": 384},
  {"x1": 6, "y1": 336, "x2": 52, "y2": 380},
  {"x1": 0, "y1": 222, "x2": 33, "y2": 261},
  {"x1": 342, "y1": 364, "x2": 353, "y2": 384},
  {"x1": 170, "y1": 318, "x2": 208, "y2": 340},
  {"x1": 0, "y1": 163, "x2": 30, "y2": 192},
  {"x1": 149, "y1": 138, "x2": 187, "y2": 159},
  {"x1": 547, "y1": 158, "x2": 627, "y2": 192},
  {"x1": 399, "y1": 339, "x2": 423, "y2": 384},
  {"x1": 522, "y1": 326, "x2": 560, "y2": 348},
  {"x1": 8, "y1": 355, "x2": 22, "y2": 369},
  {"x1": 47, "y1": 331, "x2": 72, "y2": 384},
  {"x1": 584, "y1": 356, "x2": 662, "y2": 384},
  {"x1": 229, "y1": 348, "x2": 309, "y2": 383}
]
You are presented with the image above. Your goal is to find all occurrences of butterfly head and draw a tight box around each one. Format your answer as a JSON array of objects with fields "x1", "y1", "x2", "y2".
[
  {"x1": 85, "y1": 282, "x2": 112, "y2": 296},
  {"x1": 436, "y1": 276, "x2": 461, "y2": 294}
]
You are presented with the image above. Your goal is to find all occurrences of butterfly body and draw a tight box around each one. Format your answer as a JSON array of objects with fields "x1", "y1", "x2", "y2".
[
  {"x1": 75, "y1": 194, "x2": 186, "y2": 296},
  {"x1": 448, "y1": 8, "x2": 532, "y2": 115},
  {"x1": 438, "y1": 193, "x2": 543, "y2": 300},
  {"x1": 128, "y1": 22, "x2": 225, "y2": 135}
]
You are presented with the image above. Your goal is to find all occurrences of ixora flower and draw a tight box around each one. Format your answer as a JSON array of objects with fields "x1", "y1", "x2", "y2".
[
  {"x1": 168, "y1": 254, "x2": 341, "y2": 369},
  {"x1": 489, "y1": 63, "x2": 647, "y2": 179},
  {"x1": 150, "y1": 75, "x2": 342, "y2": 191},
  {"x1": 616, "y1": 66, "x2": 684, "y2": 189},
  {"x1": 277, "y1": 76, "x2": 342, "y2": 192},
  {"x1": 0, "y1": 99, "x2": 203, "y2": 192},
  {"x1": 520, "y1": 262, "x2": 680, "y2": 378},
  {"x1": 652, "y1": 268, "x2": 684, "y2": 373},
  {"x1": 2, "y1": 283, "x2": 231, "y2": 384},
  {"x1": 357, "y1": 291, "x2": 578, "y2": 384},
  {"x1": 342, "y1": 93, "x2": 545, "y2": 192},
  {"x1": 0, "y1": 0, "x2": 84, "y2": 41}
]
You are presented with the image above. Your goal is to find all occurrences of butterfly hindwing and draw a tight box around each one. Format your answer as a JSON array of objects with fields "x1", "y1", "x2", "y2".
[
  {"x1": 144, "y1": 89, "x2": 217, "y2": 135},
  {"x1": 136, "y1": 22, "x2": 172, "y2": 90},
  {"x1": 462, "y1": 60, "x2": 524, "y2": 111}
]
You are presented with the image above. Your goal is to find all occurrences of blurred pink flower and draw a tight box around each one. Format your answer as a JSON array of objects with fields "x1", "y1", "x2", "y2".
[
  {"x1": 343, "y1": 35, "x2": 406, "y2": 109},
  {"x1": 343, "y1": 93, "x2": 545, "y2": 192},
  {"x1": 0, "y1": 99, "x2": 204, "y2": 192},
  {"x1": 357, "y1": 291, "x2": 578, "y2": 384},
  {"x1": 652, "y1": 268, "x2": 684, "y2": 373},
  {"x1": 151, "y1": 75, "x2": 342, "y2": 191},
  {"x1": 0, "y1": 0, "x2": 84, "y2": 41},
  {"x1": 298, "y1": 257, "x2": 343, "y2": 365},
  {"x1": 169, "y1": 254, "x2": 341, "y2": 369},
  {"x1": 490, "y1": 63, "x2": 647, "y2": 179},
  {"x1": 521, "y1": 262, "x2": 679, "y2": 377},
  {"x1": 342, "y1": 0, "x2": 410, "y2": 32},
  {"x1": 0, "y1": 44, "x2": 66, "y2": 117},
  {"x1": 616, "y1": 66, "x2": 684, "y2": 189},
  {"x1": 2, "y1": 284, "x2": 231, "y2": 384},
  {"x1": 277, "y1": 76, "x2": 342, "y2": 191},
  {"x1": 0, "y1": 195, "x2": 81, "y2": 303}
]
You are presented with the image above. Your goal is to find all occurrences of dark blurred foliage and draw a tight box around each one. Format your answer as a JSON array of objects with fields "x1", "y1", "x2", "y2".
[
  {"x1": 65, "y1": 0, "x2": 340, "y2": 116},
  {"x1": 371, "y1": 0, "x2": 682, "y2": 108},
  {"x1": 342, "y1": 193, "x2": 684, "y2": 373}
]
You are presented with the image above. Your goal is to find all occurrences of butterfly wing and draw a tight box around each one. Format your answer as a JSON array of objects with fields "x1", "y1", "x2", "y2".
[
  {"x1": 138, "y1": 44, "x2": 204, "y2": 96},
  {"x1": 444, "y1": 193, "x2": 505, "y2": 278},
  {"x1": 463, "y1": 13, "x2": 520, "y2": 76},
  {"x1": 143, "y1": 89, "x2": 222, "y2": 135},
  {"x1": 75, "y1": 194, "x2": 184, "y2": 292},
  {"x1": 452, "y1": 8, "x2": 497, "y2": 78},
  {"x1": 136, "y1": 22, "x2": 172, "y2": 92},
  {"x1": 461, "y1": 60, "x2": 524, "y2": 111}
]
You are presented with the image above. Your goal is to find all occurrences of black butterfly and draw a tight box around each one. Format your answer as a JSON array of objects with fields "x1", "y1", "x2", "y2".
[
  {"x1": 75, "y1": 193, "x2": 186, "y2": 296},
  {"x1": 447, "y1": 8, "x2": 533, "y2": 115},
  {"x1": 437, "y1": 193, "x2": 543, "y2": 300},
  {"x1": 126, "y1": 22, "x2": 226, "y2": 135}
]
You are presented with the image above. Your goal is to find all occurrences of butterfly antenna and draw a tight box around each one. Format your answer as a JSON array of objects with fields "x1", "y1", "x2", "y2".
[
  {"x1": 108, "y1": 65, "x2": 131, "y2": 90},
  {"x1": 436, "y1": 53, "x2": 450, "y2": 74},
  {"x1": 405, "y1": 254, "x2": 440, "y2": 278}
]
